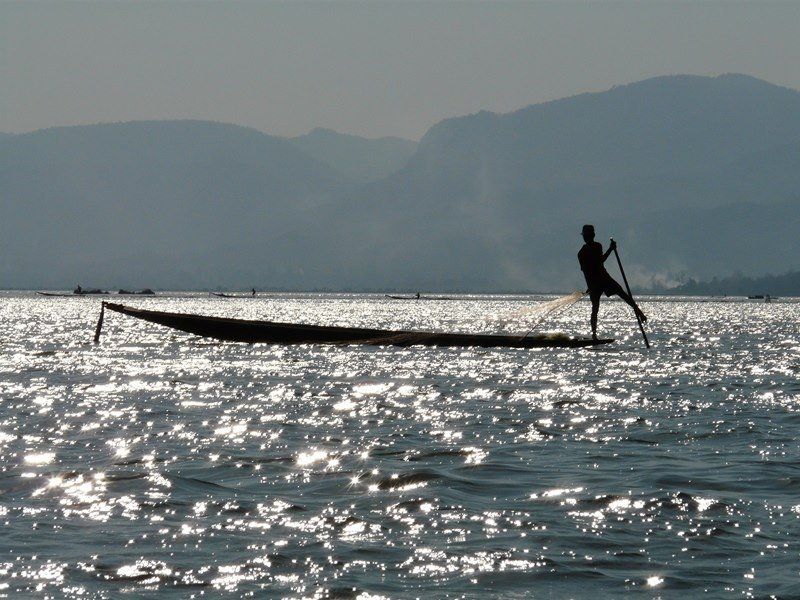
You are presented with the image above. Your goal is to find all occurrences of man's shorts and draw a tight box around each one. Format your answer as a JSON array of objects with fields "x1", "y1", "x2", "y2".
[{"x1": 589, "y1": 277, "x2": 626, "y2": 302}]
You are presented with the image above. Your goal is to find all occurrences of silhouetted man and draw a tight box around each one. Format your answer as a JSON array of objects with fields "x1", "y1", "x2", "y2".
[{"x1": 578, "y1": 224, "x2": 647, "y2": 339}]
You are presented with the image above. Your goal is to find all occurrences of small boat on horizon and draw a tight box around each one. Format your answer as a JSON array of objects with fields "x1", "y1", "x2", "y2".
[
  {"x1": 37, "y1": 289, "x2": 110, "y2": 297},
  {"x1": 38, "y1": 289, "x2": 154, "y2": 297},
  {"x1": 211, "y1": 291, "x2": 257, "y2": 298},
  {"x1": 385, "y1": 293, "x2": 453, "y2": 300}
]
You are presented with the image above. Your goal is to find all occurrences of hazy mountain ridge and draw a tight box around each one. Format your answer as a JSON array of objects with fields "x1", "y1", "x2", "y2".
[
  {"x1": 413, "y1": 74, "x2": 800, "y2": 194},
  {"x1": 317, "y1": 74, "x2": 800, "y2": 291},
  {"x1": 0, "y1": 120, "x2": 349, "y2": 288},
  {"x1": 2, "y1": 75, "x2": 800, "y2": 291},
  {"x1": 289, "y1": 128, "x2": 417, "y2": 184}
]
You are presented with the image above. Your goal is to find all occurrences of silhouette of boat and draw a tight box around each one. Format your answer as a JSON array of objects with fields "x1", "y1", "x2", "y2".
[
  {"x1": 38, "y1": 289, "x2": 153, "y2": 297},
  {"x1": 97, "y1": 302, "x2": 612, "y2": 348},
  {"x1": 211, "y1": 292, "x2": 256, "y2": 298},
  {"x1": 37, "y1": 290, "x2": 109, "y2": 297},
  {"x1": 385, "y1": 294, "x2": 453, "y2": 300}
]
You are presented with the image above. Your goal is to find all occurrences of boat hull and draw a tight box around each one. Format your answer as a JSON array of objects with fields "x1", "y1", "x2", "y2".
[
  {"x1": 38, "y1": 291, "x2": 109, "y2": 297},
  {"x1": 102, "y1": 302, "x2": 612, "y2": 348},
  {"x1": 385, "y1": 294, "x2": 452, "y2": 300},
  {"x1": 211, "y1": 292, "x2": 255, "y2": 298}
]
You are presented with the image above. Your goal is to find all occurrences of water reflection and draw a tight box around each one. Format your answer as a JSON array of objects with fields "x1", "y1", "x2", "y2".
[{"x1": 0, "y1": 292, "x2": 798, "y2": 596}]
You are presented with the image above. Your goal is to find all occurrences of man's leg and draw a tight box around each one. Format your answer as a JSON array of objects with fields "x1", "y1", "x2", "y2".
[
  {"x1": 611, "y1": 281, "x2": 647, "y2": 323},
  {"x1": 590, "y1": 293, "x2": 600, "y2": 339}
]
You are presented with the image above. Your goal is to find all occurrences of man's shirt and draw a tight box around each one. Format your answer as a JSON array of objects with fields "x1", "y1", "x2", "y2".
[{"x1": 578, "y1": 241, "x2": 611, "y2": 291}]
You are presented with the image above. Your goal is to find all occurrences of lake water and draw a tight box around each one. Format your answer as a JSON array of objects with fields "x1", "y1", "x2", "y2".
[{"x1": 1, "y1": 292, "x2": 798, "y2": 598}]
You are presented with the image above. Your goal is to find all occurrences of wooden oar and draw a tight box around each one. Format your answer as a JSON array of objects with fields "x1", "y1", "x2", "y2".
[
  {"x1": 93, "y1": 301, "x2": 106, "y2": 343},
  {"x1": 610, "y1": 238, "x2": 650, "y2": 349}
]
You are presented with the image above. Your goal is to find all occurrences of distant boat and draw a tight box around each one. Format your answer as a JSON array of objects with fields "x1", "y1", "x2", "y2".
[
  {"x1": 385, "y1": 294, "x2": 453, "y2": 300},
  {"x1": 38, "y1": 289, "x2": 152, "y2": 297},
  {"x1": 37, "y1": 289, "x2": 109, "y2": 297},
  {"x1": 211, "y1": 292, "x2": 256, "y2": 298},
  {"x1": 97, "y1": 302, "x2": 612, "y2": 349},
  {"x1": 747, "y1": 295, "x2": 764, "y2": 300}
]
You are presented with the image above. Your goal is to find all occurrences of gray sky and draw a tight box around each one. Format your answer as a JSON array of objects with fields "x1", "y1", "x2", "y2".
[{"x1": 3, "y1": 1, "x2": 799, "y2": 140}]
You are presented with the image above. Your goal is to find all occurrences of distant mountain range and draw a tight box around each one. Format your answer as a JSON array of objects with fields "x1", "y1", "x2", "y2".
[
  {"x1": 0, "y1": 120, "x2": 349, "y2": 288},
  {"x1": 288, "y1": 127, "x2": 417, "y2": 184},
  {"x1": 2, "y1": 74, "x2": 799, "y2": 291},
  {"x1": 316, "y1": 74, "x2": 800, "y2": 291}
]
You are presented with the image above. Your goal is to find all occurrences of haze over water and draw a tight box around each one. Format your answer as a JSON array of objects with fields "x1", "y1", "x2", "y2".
[{"x1": 1, "y1": 293, "x2": 798, "y2": 597}]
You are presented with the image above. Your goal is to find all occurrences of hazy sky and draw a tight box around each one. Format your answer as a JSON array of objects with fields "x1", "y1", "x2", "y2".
[{"x1": 3, "y1": 1, "x2": 799, "y2": 140}]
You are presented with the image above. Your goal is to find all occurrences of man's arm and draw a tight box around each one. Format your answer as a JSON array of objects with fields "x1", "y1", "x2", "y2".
[{"x1": 602, "y1": 239, "x2": 617, "y2": 262}]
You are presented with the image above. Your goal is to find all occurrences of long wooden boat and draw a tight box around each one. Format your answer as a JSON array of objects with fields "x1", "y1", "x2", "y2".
[{"x1": 96, "y1": 302, "x2": 612, "y2": 348}]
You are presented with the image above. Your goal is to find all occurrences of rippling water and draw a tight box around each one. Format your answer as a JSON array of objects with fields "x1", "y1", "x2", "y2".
[{"x1": 1, "y1": 292, "x2": 798, "y2": 598}]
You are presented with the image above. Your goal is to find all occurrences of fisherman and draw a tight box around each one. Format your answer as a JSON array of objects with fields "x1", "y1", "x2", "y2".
[
  {"x1": 579, "y1": 224, "x2": 647, "y2": 340},
  {"x1": 252, "y1": 288, "x2": 256, "y2": 297},
  {"x1": 415, "y1": 292, "x2": 421, "y2": 299}
]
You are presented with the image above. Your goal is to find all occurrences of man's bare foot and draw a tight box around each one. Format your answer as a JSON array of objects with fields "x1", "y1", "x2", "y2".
[{"x1": 592, "y1": 332, "x2": 598, "y2": 341}]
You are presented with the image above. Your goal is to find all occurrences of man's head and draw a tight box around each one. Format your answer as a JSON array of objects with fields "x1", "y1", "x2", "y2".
[{"x1": 582, "y1": 224, "x2": 595, "y2": 242}]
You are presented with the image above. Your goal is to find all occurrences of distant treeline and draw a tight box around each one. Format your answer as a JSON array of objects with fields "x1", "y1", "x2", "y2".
[{"x1": 658, "y1": 271, "x2": 800, "y2": 296}]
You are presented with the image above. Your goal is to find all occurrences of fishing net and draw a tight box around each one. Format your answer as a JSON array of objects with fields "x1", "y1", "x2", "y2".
[{"x1": 486, "y1": 291, "x2": 585, "y2": 334}]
